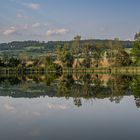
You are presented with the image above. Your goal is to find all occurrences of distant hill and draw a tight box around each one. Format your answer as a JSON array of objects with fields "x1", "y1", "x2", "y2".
[{"x1": 0, "y1": 39, "x2": 133, "y2": 58}]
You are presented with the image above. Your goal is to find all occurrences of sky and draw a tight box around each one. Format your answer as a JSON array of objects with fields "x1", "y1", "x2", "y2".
[{"x1": 0, "y1": 0, "x2": 140, "y2": 42}]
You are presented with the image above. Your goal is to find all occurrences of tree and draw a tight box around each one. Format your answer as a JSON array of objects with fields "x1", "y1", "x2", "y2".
[
  {"x1": 18, "y1": 53, "x2": 29, "y2": 67},
  {"x1": 107, "y1": 39, "x2": 128, "y2": 67},
  {"x1": 72, "y1": 35, "x2": 81, "y2": 56},
  {"x1": 82, "y1": 43, "x2": 92, "y2": 68},
  {"x1": 93, "y1": 43, "x2": 103, "y2": 67},
  {"x1": 45, "y1": 55, "x2": 53, "y2": 67},
  {"x1": 56, "y1": 43, "x2": 74, "y2": 68},
  {"x1": 115, "y1": 49, "x2": 132, "y2": 66},
  {"x1": 131, "y1": 32, "x2": 140, "y2": 65},
  {"x1": 0, "y1": 58, "x2": 4, "y2": 67},
  {"x1": 134, "y1": 32, "x2": 140, "y2": 41},
  {"x1": 8, "y1": 57, "x2": 21, "y2": 67},
  {"x1": 106, "y1": 40, "x2": 114, "y2": 66}
]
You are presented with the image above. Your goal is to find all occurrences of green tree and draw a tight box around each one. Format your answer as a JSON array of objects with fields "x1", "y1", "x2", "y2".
[
  {"x1": 93, "y1": 43, "x2": 103, "y2": 67},
  {"x1": 114, "y1": 49, "x2": 132, "y2": 66},
  {"x1": 45, "y1": 55, "x2": 53, "y2": 67},
  {"x1": 71, "y1": 36, "x2": 81, "y2": 68},
  {"x1": 82, "y1": 43, "x2": 91, "y2": 68},
  {"x1": 56, "y1": 44, "x2": 74, "y2": 68},
  {"x1": 8, "y1": 57, "x2": 21, "y2": 67},
  {"x1": 134, "y1": 32, "x2": 140, "y2": 41},
  {"x1": 72, "y1": 35, "x2": 81, "y2": 55},
  {"x1": 131, "y1": 32, "x2": 140, "y2": 65}
]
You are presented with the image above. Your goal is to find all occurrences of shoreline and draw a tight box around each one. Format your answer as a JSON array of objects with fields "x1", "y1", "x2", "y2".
[{"x1": 0, "y1": 67, "x2": 140, "y2": 75}]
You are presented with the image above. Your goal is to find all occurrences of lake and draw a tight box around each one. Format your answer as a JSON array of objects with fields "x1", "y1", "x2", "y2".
[{"x1": 0, "y1": 73, "x2": 140, "y2": 140}]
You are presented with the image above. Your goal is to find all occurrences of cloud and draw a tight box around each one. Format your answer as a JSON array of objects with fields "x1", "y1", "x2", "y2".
[
  {"x1": 17, "y1": 13, "x2": 24, "y2": 18},
  {"x1": 32, "y1": 112, "x2": 41, "y2": 116},
  {"x1": 47, "y1": 103, "x2": 68, "y2": 110},
  {"x1": 22, "y1": 24, "x2": 29, "y2": 29},
  {"x1": 3, "y1": 27, "x2": 17, "y2": 36},
  {"x1": 32, "y1": 22, "x2": 41, "y2": 28},
  {"x1": 24, "y1": 3, "x2": 41, "y2": 10},
  {"x1": 4, "y1": 104, "x2": 17, "y2": 112},
  {"x1": 44, "y1": 23, "x2": 48, "y2": 26},
  {"x1": 16, "y1": 13, "x2": 28, "y2": 19},
  {"x1": 46, "y1": 28, "x2": 70, "y2": 36}
]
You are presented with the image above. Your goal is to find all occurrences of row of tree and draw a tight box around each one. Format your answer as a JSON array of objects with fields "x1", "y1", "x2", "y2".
[
  {"x1": 0, "y1": 32, "x2": 140, "y2": 69},
  {"x1": 56, "y1": 35, "x2": 135, "y2": 68}
]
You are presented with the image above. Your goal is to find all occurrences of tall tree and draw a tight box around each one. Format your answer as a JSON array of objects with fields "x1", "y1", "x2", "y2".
[
  {"x1": 93, "y1": 43, "x2": 103, "y2": 67},
  {"x1": 131, "y1": 32, "x2": 140, "y2": 65},
  {"x1": 72, "y1": 36, "x2": 81, "y2": 67},
  {"x1": 115, "y1": 49, "x2": 132, "y2": 66},
  {"x1": 56, "y1": 43, "x2": 74, "y2": 68},
  {"x1": 134, "y1": 32, "x2": 140, "y2": 41},
  {"x1": 82, "y1": 43, "x2": 91, "y2": 68}
]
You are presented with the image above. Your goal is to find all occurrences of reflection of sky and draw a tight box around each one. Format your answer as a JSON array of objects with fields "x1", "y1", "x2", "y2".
[{"x1": 0, "y1": 96, "x2": 140, "y2": 140}]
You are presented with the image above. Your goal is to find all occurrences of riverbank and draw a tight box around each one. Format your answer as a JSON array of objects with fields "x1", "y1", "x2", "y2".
[
  {"x1": 63, "y1": 67, "x2": 140, "y2": 74},
  {"x1": 1, "y1": 67, "x2": 140, "y2": 75}
]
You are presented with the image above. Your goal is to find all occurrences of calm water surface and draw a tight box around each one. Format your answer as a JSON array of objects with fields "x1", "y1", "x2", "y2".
[{"x1": 0, "y1": 74, "x2": 140, "y2": 140}]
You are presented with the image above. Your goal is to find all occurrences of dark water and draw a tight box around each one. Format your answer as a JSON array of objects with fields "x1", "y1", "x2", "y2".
[{"x1": 0, "y1": 74, "x2": 140, "y2": 140}]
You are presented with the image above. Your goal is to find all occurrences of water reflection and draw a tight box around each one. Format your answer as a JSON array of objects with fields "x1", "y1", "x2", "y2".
[{"x1": 0, "y1": 73, "x2": 140, "y2": 108}]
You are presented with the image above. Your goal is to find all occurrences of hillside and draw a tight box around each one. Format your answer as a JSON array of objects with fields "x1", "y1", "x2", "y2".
[{"x1": 0, "y1": 39, "x2": 132, "y2": 58}]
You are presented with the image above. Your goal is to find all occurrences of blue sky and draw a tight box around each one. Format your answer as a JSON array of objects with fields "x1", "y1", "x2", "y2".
[{"x1": 0, "y1": 0, "x2": 140, "y2": 42}]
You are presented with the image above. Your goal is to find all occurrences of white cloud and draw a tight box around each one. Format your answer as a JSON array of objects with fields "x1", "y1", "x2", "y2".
[
  {"x1": 44, "y1": 23, "x2": 48, "y2": 26},
  {"x1": 46, "y1": 28, "x2": 70, "y2": 36},
  {"x1": 32, "y1": 22, "x2": 41, "y2": 28},
  {"x1": 25, "y1": 3, "x2": 41, "y2": 10},
  {"x1": 47, "y1": 103, "x2": 68, "y2": 110},
  {"x1": 22, "y1": 24, "x2": 29, "y2": 29},
  {"x1": 3, "y1": 27, "x2": 17, "y2": 36},
  {"x1": 17, "y1": 13, "x2": 23, "y2": 18},
  {"x1": 32, "y1": 112, "x2": 41, "y2": 116},
  {"x1": 4, "y1": 104, "x2": 17, "y2": 112},
  {"x1": 16, "y1": 13, "x2": 28, "y2": 19}
]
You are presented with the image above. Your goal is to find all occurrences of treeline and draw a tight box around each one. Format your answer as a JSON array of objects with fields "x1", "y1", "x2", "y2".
[
  {"x1": 0, "y1": 32, "x2": 140, "y2": 70},
  {"x1": 0, "y1": 41, "x2": 47, "y2": 51},
  {"x1": 0, "y1": 39, "x2": 132, "y2": 51},
  {"x1": 55, "y1": 32, "x2": 140, "y2": 68}
]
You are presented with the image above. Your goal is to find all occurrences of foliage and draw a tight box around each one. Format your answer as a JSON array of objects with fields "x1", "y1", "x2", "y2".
[
  {"x1": 131, "y1": 32, "x2": 140, "y2": 65},
  {"x1": 0, "y1": 33, "x2": 139, "y2": 69},
  {"x1": 115, "y1": 49, "x2": 132, "y2": 66},
  {"x1": 56, "y1": 44, "x2": 74, "y2": 68}
]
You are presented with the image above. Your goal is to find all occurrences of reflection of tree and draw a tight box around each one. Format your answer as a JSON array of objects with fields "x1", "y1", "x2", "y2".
[
  {"x1": 1, "y1": 74, "x2": 140, "y2": 108},
  {"x1": 57, "y1": 74, "x2": 92, "y2": 107},
  {"x1": 57, "y1": 75, "x2": 75, "y2": 98},
  {"x1": 0, "y1": 76, "x2": 21, "y2": 87},
  {"x1": 73, "y1": 74, "x2": 92, "y2": 107},
  {"x1": 135, "y1": 98, "x2": 140, "y2": 108},
  {"x1": 108, "y1": 75, "x2": 132, "y2": 103},
  {"x1": 74, "y1": 98, "x2": 82, "y2": 107},
  {"x1": 131, "y1": 76, "x2": 140, "y2": 108},
  {"x1": 131, "y1": 76, "x2": 140, "y2": 96},
  {"x1": 56, "y1": 74, "x2": 111, "y2": 107}
]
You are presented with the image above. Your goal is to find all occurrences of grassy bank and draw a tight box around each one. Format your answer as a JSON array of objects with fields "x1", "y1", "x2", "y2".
[
  {"x1": 1, "y1": 67, "x2": 140, "y2": 75},
  {"x1": 63, "y1": 67, "x2": 140, "y2": 74}
]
